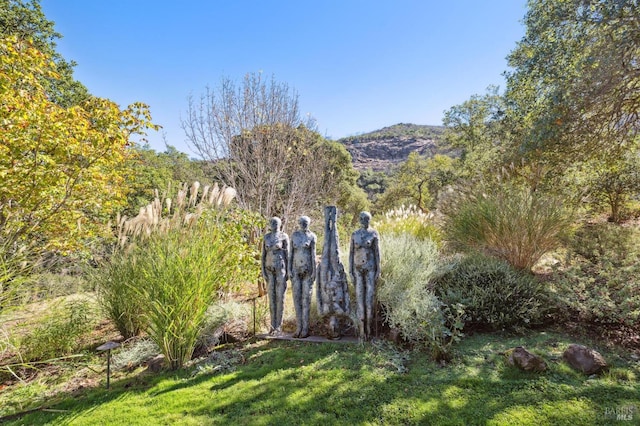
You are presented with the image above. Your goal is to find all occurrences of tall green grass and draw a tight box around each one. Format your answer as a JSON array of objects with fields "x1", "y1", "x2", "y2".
[
  {"x1": 92, "y1": 251, "x2": 146, "y2": 339},
  {"x1": 134, "y1": 219, "x2": 236, "y2": 369},
  {"x1": 95, "y1": 181, "x2": 262, "y2": 370}
]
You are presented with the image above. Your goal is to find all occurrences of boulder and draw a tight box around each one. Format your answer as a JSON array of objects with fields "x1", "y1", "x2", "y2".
[
  {"x1": 145, "y1": 354, "x2": 166, "y2": 373},
  {"x1": 507, "y1": 346, "x2": 548, "y2": 372},
  {"x1": 563, "y1": 344, "x2": 607, "y2": 375}
]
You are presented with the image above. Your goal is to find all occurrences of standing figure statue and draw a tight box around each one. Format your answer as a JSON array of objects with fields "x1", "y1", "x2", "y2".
[
  {"x1": 349, "y1": 211, "x2": 380, "y2": 340},
  {"x1": 289, "y1": 216, "x2": 317, "y2": 338},
  {"x1": 261, "y1": 217, "x2": 289, "y2": 335},
  {"x1": 317, "y1": 206, "x2": 350, "y2": 339}
]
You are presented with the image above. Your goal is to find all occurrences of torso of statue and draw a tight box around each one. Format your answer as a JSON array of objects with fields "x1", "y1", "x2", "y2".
[
  {"x1": 352, "y1": 229, "x2": 378, "y2": 272},
  {"x1": 291, "y1": 230, "x2": 315, "y2": 275},
  {"x1": 264, "y1": 232, "x2": 287, "y2": 271}
]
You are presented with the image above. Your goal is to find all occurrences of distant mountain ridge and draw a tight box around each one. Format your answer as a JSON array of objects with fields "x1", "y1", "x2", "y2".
[{"x1": 337, "y1": 123, "x2": 452, "y2": 172}]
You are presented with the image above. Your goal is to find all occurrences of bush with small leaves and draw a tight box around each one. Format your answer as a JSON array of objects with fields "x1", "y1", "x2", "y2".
[
  {"x1": 550, "y1": 222, "x2": 640, "y2": 327},
  {"x1": 431, "y1": 253, "x2": 547, "y2": 331}
]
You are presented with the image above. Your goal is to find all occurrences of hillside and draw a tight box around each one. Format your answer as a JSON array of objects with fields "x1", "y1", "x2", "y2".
[{"x1": 338, "y1": 123, "x2": 453, "y2": 172}]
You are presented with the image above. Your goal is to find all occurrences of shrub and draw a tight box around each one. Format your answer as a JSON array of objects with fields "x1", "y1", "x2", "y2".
[
  {"x1": 442, "y1": 181, "x2": 572, "y2": 271},
  {"x1": 378, "y1": 234, "x2": 462, "y2": 360},
  {"x1": 550, "y1": 223, "x2": 640, "y2": 327},
  {"x1": 374, "y1": 205, "x2": 442, "y2": 244},
  {"x1": 18, "y1": 298, "x2": 96, "y2": 362},
  {"x1": 431, "y1": 253, "x2": 547, "y2": 331},
  {"x1": 112, "y1": 338, "x2": 160, "y2": 371}
]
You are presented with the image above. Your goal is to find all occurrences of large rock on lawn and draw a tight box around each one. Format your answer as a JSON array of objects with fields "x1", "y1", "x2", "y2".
[
  {"x1": 563, "y1": 344, "x2": 607, "y2": 374},
  {"x1": 507, "y1": 346, "x2": 548, "y2": 372}
]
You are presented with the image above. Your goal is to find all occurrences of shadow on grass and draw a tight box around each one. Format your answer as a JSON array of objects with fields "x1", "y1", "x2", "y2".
[{"x1": 7, "y1": 333, "x2": 640, "y2": 425}]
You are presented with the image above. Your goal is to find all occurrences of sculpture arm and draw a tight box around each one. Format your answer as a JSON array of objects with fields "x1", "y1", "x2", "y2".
[
  {"x1": 283, "y1": 234, "x2": 290, "y2": 281},
  {"x1": 310, "y1": 237, "x2": 317, "y2": 278},
  {"x1": 349, "y1": 234, "x2": 355, "y2": 281},
  {"x1": 373, "y1": 232, "x2": 381, "y2": 282},
  {"x1": 260, "y1": 237, "x2": 267, "y2": 280}
]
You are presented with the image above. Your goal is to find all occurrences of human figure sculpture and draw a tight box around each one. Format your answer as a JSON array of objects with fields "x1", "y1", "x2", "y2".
[
  {"x1": 317, "y1": 206, "x2": 350, "y2": 339},
  {"x1": 349, "y1": 211, "x2": 380, "y2": 340},
  {"x1": 261, "y1": 217, "x2": 289, "y2": 335},
  {"x1": 289, "y1": 216, "x2": 317, "y2": 338}
]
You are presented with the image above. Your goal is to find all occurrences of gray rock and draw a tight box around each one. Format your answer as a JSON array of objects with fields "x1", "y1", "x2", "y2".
[
  {"x1": 563, "y1": 344, "x2": 608, "y2": 375},
  {"x1": 507, "y1": 346, "x2": 548, "y2": 372},
  {"x1": 146, "y1": 354, "x2": 166, "y2": 373}
]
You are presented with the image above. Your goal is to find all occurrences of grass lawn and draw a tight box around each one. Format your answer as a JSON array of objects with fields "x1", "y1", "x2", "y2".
[{"x1": 2, "y1": 330, "x2": 638, "y2": 425}]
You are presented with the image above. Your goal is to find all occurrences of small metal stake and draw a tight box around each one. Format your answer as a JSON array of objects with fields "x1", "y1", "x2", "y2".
[
  {"x1": 97, "y1": 341, "x2": 121, "y2": 389},
  {"x1": 252, "y1": 297, "x2": 257, "y2": 336}
]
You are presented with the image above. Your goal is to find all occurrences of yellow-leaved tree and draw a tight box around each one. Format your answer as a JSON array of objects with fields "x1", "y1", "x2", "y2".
[{"x1": 0, "y1": 36, "x2": 158, "y2": 252}]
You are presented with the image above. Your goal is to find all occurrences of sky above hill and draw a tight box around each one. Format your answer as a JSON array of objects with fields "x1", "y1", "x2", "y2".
[{"x1": 42, "y1": 1, "x2": 527, "y2": 155}]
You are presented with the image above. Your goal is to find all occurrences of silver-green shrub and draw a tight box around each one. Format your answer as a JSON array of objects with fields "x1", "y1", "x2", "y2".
[{"x1": 378, "y1": 234, "x2": 462, "y2": 359}]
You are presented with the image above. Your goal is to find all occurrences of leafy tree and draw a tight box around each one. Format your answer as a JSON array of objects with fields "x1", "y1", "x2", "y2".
[
  {"x1": 357, "y1": 168, "x2": 389, "y2": 202},
  {"x1": 0, "y1": 0, "x2": 89, "y2": 107},
  {"x1": 586, "y1": 151, "x2": 640, "y2": 223},
  {"x1": 376, "y1": 153, "x2": 458, "y2": 213},
  {"x1": 0, "y1": 37, "x2": 158, "y2": 252},
  {"x1": 126, "y1": 144, "x2": 211, "y2": 215},
  {"x1": 505, "y1": 0, "x2": 640, "y2": 161},
  {"x1": 443, "y1": 86, "x2": 507, "y2": 177},
  {"x1": 182, "y1": 72, "x2": 365, "y2": 227}
]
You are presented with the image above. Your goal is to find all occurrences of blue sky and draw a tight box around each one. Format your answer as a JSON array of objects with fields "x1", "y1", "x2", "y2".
[{"x1": 41, "y1": 1, "x2": 527, "y2": 155}]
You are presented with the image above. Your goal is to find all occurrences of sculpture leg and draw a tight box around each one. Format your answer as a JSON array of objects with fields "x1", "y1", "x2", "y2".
[
  {"x1": 292, "y1": 276, "x2": 302, "y2": 338},
  {"x1": 329, "y1": 315, "x2": 340, "y2": 339},
  {"x1": 300, "y1": 275, "x2": 313, "y2": 338},
  {"x1": 355, "y1": 273, "x2": 366, "y2": 340},
  {"x1": 267, "y1": 276, "x2": 278, "y2": 334},
  {"x1": 365, "y1": 270, "x2": 377, "y2": 339},
  {"x1": 274, "y1": 276, "x2": 287, "y2": 333}
]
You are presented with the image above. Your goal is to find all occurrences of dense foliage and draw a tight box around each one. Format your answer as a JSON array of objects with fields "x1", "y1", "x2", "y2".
[
  {"x1": 0, "y1": 36, "x2": 157, "y2": 252},
  {"x1": 0, "y1": 0, "x2": 89, "y2": 107},
  {"x1": 551, "y1": 223, "x2": 640, "y2": 327},
  {"x1": 431, "y1": 253, "x2": 548, "y2": 331}
]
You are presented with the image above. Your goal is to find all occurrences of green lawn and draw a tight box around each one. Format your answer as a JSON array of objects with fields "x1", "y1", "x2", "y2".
[{"x1": 3, "y1": 331, "x2": 639, "y2": 425}]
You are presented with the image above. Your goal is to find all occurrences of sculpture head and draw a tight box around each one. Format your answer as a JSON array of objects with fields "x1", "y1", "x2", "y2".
[
  {"x1": 359, "y1": 211, "x2": 372, "y2": 229},
  {"x1": 269, "y1": 217, "x2": 281, "y2": 232},
  {"x1": 298, "y1": 215, "x2": 310, "y2": 230}
]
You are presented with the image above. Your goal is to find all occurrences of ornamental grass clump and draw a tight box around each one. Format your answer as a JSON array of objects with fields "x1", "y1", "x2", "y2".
[
  {"x1": 115, "y1": 181, "x2": 237, "y2": 247},
  {"x1": 96, "y1": 181, "x2": 261, "y2": 369},
  {"x1": 124, "y1": 209, "x2": 259, "y2": 370},
  {"x1": 92, "y1": 250, "x2": 146, "y2": 339},
  {"x1": 442, "y1": 181, "x2": 572, "y2": 271},
  {"x1": 374, "y1": 205, "x2": 442, "y2": 244}
]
